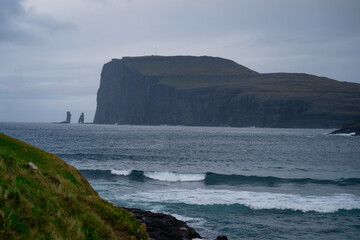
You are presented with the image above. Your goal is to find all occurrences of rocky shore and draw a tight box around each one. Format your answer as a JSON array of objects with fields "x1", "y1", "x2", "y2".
[
  {"x1": 126, "y1": 208, "x2": 228, "y2": 240},
  {"x1": 125, "y1": 208, "x2": 201, "y2": 240}
]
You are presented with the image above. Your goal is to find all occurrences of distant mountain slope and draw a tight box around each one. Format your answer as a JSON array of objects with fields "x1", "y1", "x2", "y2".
[
  {"x1": 94, "y1": 56, "x2": 360, "y2": 128},
  {"x1": 0, "y1": 133, "x2": 149, "y2": 240}
]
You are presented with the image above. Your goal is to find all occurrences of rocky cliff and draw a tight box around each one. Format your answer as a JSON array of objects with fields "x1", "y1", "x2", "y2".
[{"x1": 94, "y1": 56, "x2": 360, "y2": 128}]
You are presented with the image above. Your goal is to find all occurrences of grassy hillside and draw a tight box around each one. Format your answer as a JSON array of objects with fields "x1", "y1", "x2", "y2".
[
  {"x1": 120, "y1": 56, "x2": 360, "y2": 115},
  {"x1": 120, "y1": 55, "x2": 259, "y2": 76},
  {"x1": 0, "y1": 133, "x2": 149, "y2": 240}
]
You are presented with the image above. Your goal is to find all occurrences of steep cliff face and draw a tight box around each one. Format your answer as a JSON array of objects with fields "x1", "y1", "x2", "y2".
[{"x1": 94, "y1": 56, "x2": 360, "y2": 128}]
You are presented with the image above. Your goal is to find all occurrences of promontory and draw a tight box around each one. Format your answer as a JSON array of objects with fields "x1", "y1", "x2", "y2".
[{"x1": 93, "y1": 56, "x2": 360, "y2": 128}]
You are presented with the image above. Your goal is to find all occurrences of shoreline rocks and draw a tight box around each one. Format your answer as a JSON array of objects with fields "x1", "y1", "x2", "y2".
[{"x1": 125, "y1": 207, "x2": 228, "y2": 240}]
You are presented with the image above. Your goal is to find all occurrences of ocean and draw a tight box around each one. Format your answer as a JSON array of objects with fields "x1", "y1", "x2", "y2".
[{"x1": 1, "y1": 122, "x2": 359, "y2": 239}]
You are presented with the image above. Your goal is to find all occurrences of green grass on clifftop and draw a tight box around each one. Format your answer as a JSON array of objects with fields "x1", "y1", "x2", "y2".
[{"x1": 0, "y1": 133, "x2": 149, "y2": 240}]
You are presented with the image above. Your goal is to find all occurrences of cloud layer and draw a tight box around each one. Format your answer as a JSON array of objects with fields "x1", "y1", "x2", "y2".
[{"x1": 1, "y1": 0, "x2": 359, "y2": 122}]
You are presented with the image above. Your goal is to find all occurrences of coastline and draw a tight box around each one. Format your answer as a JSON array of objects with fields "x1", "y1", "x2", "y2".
[{"x1": 0, "y1": 132, "x2": 228, "y2": 239}]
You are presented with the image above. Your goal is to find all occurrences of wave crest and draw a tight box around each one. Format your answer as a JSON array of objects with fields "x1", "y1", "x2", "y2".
[
  {"x1": 111, "y1": 169, "x2": 132, "y2": 176},
  {"x1": 117, "y1": 188, "x2": 360, "y2": 213},
  {"x1": 144, "y1": 171, "x2": 205, "y2": 182},
  {"x1": 80, "y1": 169, "x2": 360, "y2": 186}
]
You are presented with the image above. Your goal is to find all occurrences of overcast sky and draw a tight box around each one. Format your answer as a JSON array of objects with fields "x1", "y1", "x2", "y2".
[{"x1": 0, "y1": 0, "x2": 359, "y2": 122}]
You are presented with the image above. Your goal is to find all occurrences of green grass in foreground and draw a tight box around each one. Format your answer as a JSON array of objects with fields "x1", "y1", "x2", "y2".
[{"x1": 0, "y1": 133, "x2": 149, "y2": 240}]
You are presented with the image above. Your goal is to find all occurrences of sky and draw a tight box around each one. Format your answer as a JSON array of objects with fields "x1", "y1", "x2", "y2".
[{"x1": 0, "y1": 0, "x2": 359, "y2": 123}]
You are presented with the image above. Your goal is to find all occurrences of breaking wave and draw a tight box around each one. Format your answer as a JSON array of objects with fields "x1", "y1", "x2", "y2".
[
  {"x1": 116, "y1": 188, "x2": 360, "y2": 213},
  {"x1": 80, "y1": 169, "x2": 360, "y2": 186}
]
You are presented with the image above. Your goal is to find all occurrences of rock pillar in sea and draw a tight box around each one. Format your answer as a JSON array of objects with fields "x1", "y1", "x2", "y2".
[
  {"x1": 66, "y1": 111, "x2": 71, "y2": 123},
  {"x1": 78, "y1": 112, "x2": 85, "y2": 124}
]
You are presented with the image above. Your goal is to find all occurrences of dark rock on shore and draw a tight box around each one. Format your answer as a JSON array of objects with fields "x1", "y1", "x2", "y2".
[
  {"x1": 93, "y1": 56, "x2": 360, "y2": 128},
  {"x1": 330, "y1": 121, "x2": 360, "y2": 136},
  {"x1": 216, "y1": 236, "x2": 228, "y2": 240},
  {"x1": 125, "y1": 208, "x2": 201, "y2": 240}
]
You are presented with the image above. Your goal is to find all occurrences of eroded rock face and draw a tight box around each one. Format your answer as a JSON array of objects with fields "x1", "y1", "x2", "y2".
[
  {"x1": 125, "y1": 208, "x2": 201, "y2": 240},
  {"x1": 94, "y1": 56, "x2": 360, "y2": 128}
]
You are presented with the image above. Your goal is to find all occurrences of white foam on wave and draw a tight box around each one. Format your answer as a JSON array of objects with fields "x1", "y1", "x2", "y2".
[
  {"x1": 170, "y1": 213, "x2": 207, "y2": 225},
  {"x1": 144, "y1": 171, "x2": 205, "y2": 182},
  {"x1": 148, "y1": 205, "x2": 206, "y2": 226},
  {"x1": 111, "y1": 169, "x2": 132, "y2": 176},
  {"x1": 116, "y1": 188, "x2": 360, "y2": 213},
  {"x1": 334, "y1": 132, "x2": 356, "y2": 136}
]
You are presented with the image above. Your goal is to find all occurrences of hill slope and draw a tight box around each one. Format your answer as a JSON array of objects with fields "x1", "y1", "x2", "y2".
[
  {"x1": 94, "y1": 56, "x2": 360, "y2": 128},
  {"x1": 0, "y1": 133, "x2": 149, "y2": 240}
]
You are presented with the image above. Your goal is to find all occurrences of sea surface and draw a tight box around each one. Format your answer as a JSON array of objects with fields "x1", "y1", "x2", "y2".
[{"x1": 1, "y1": 122, "x2": 360, "y2": 239}]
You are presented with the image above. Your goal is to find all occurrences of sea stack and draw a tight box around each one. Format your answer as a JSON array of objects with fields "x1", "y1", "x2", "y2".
[
  {"x1": 60, "y1": 111, "x2": 71, "y2": 124},
  {"x1": 66, "y1": 111, "x2": 71, "y2": 123},
  {"x1": 93, "y1": 56, "x2": 360, "y2": 128},
  {"x1": 78, "y1": 112, "x2": 85, "y2": 124}
]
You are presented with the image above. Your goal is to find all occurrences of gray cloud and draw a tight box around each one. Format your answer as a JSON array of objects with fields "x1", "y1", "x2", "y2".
[
  {"x1": 0, "y1": 0, "x2": 27, "y2": 43},
  {"x1": 0, "y1": 0, "x2": 72, "y2": 45},
  {"x1": 0, "y1": 0, "x2": 359, "y2": 122}
]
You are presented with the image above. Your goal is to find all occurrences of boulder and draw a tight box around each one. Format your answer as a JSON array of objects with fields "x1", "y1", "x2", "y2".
[{"x1": 125, "y1": 208, "x2": 201, "y2": 240}]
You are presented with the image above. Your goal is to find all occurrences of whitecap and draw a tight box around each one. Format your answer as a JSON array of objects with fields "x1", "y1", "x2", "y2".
[
  {"x1": 170, "y1": 213, "x2": 207, "y2": 226},
  {"x1": 117, "y1": 188, "x2": 360, "y2": 213},
  {"x1": 334, "y1": 132, "x2": 356, "y2": 136},
  {"x1": 111, "y1": 169, "x2": 132, "y2": 176},
  {"x1": 144, "y1": 171, "x2": 205, "y2": 182}
]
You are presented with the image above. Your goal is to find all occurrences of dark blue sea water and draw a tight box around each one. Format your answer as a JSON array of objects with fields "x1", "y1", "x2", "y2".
[{"x1": 1, "y1": 122, "x2": 360, "y2": 239}]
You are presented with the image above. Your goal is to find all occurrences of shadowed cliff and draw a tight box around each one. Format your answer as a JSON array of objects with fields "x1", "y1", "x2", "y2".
[{"x1": 94, "y1": 56, "x2": 360, "y2": 128}]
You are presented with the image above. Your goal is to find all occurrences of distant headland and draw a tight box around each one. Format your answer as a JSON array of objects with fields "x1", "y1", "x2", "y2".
[{"x1": 93, "y1": 56, "x2": 360, "y2": 128}]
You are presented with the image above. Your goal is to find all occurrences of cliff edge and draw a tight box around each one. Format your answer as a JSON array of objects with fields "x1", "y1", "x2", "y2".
[{"x1": 94, "y1": 56, "x2": 360, "y2": 128}]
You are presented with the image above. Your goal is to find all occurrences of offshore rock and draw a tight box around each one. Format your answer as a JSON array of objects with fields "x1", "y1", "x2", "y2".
[
  {"x1": 78, "y1": 112, "x2": 85, "y2": 124},
  {"x1": 125, "y1": 208, "x2": 201, "y2": 240},
  {"x1": 66, "y1": 111, "x2": 71, "y2": 123},
  {"x1": 94, "y1": 56, "x2": 360, "y2": 128},
  {"x1": 60, "y1": 111, "x2": 71, "y2": 123},
  {"x1": 330, "y1": 120, "x2": 360, "y2": 136}
]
